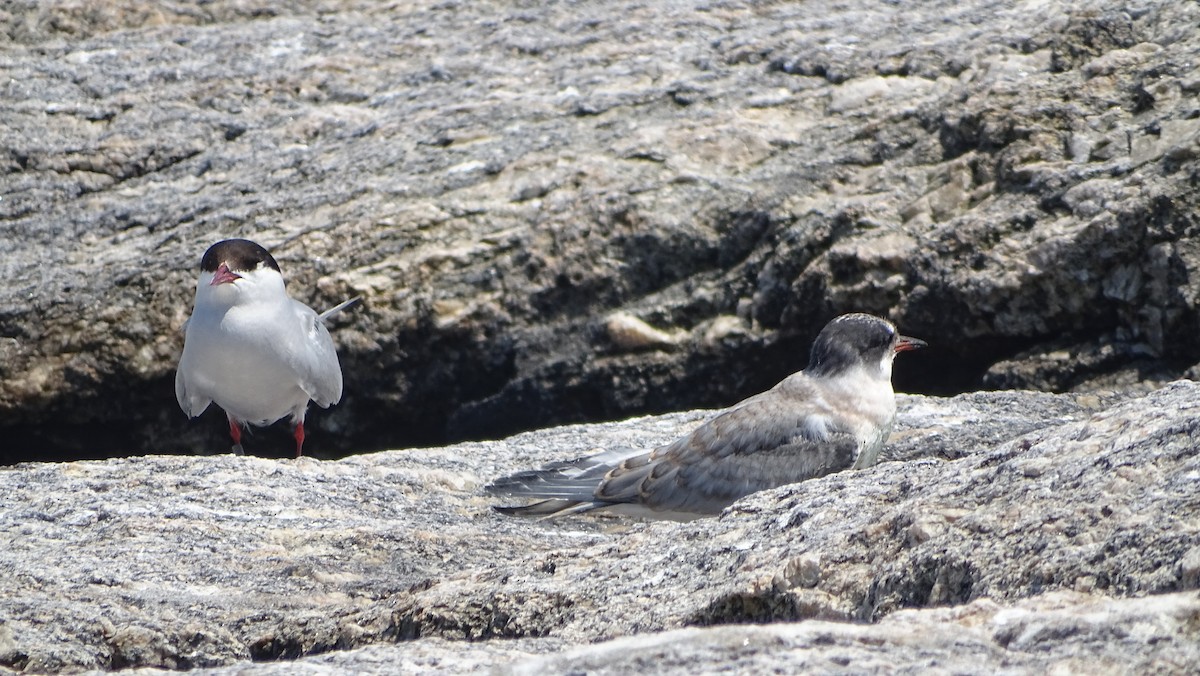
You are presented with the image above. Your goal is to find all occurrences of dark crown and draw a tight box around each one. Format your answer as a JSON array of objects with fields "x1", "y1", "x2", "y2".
[
  {"x1": 199, "y1": 239, "x2": 281, "y2": 274},
  {"x1": 807, "y1": 313, "x2": 896, "y2": 377}
]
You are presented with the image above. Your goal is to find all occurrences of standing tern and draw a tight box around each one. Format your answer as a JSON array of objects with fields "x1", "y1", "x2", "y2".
[{"x1": 175, "y1": 239, "x2": 356, "y2": 457}]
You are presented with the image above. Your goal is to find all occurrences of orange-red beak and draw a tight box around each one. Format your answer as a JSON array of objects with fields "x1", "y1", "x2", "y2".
[
  {"x1": 210, "y1": 263, "x2": 241, "y2": 286},
  {"x1": 895, "y1": 335, "x2": 927, "y2": 353}
]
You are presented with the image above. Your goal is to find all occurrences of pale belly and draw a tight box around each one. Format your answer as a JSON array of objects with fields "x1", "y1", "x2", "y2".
[{"x1": 180, "y1": 315, "x2": 310, "y2": 425}]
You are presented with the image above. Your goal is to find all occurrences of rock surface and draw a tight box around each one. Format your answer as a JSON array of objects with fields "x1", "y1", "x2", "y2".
[
  {"x1": 3, "y1": 0, "x2": 1200, "y2": 460},
  {"x1": 1, "y1": 383, "x2": 1197, "y2": 673}
]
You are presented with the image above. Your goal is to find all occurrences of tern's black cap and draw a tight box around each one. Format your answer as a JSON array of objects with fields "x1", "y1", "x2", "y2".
[
  {"x1": 807, "y1": 313, "x2": 911, "y2": 377},
  {"x1": 200, "y1": 239, "x2": 281, "y2": 274}
]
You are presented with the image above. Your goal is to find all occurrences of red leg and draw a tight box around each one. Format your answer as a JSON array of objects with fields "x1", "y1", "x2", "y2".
[
  {"x1": 293, "y1": 422, "x2": 305, "y2": 458},
  {"x1": 228, "y1": 416, "x2": 245, "y2": 455}
]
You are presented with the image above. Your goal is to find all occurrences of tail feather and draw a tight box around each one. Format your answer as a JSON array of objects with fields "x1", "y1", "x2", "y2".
[
  {"x1": 486, "y1": 446, "x2": 642, "y2": 518},
  {"x1": 491, "y1": 499, "x2": 606, "y2": 519},
  {"x1": 485, "y1": 467, "x2": 605, "y2": 501},
  {"x1": 319, "y1": 296, "x2": 361, "y2": 322}
]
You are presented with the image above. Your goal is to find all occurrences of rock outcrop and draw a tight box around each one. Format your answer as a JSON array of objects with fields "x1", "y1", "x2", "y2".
[
  {"x1": 1, "y1": 384, "x2": 1197, "y2": 672},
  {"x1": 3, "y1": 0, "x2": 1200, "y2": 460}
]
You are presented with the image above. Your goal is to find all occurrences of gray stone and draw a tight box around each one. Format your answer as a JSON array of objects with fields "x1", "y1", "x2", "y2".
[
  {"x1": 3, "y1": 0, "x2": 1200, "y2": 459},
  {"x1": 111, "y1": 592, "x2": 1200, "y2": 674},
  {"x1": 2, "y1": 383, "x2": 1199, "y2": 672},
  {"x1": 495, "y1": 593, "x2": 1200, "y2": 675}
]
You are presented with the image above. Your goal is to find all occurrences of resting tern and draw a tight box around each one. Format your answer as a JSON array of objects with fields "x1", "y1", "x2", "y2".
[{"x1": 487, "y1": 313, "x2": 925, "y2": 520}]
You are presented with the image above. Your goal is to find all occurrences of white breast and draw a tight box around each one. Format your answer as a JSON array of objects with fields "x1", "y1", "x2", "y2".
[
  {"x1": 179, "y1": 301, "x2": 312, "y2": 426},
  {"x1": 818, "y1": 366, "x2": 898, "y2": 470}
]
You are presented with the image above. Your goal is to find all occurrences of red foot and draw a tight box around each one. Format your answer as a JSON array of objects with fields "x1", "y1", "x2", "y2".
[
  {"x1": 293, "y1": 423, "x2": 305, "y2": 458},
  {"x1": 228, "y1": 417, "x2": 245, "y2": 454}
]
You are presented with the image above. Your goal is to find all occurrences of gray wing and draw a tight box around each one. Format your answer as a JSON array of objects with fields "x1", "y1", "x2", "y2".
[
  {"x1": 175, "y1": 321, "x2": 211, "y2": 418},
  {"x1": 289, "y1": 299, "x2": 345, "y2": 408},
  {"x1": 174, "y1": 359, "x2": 212, "y2": 418},
  {"x1": 488, "y1": 375, "x2": 858, "y2": 519},
  {"x1": 594, "y1": 391, "x2": 858, "y2": 515}
]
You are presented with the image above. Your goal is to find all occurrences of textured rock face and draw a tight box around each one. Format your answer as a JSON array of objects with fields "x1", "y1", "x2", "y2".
[
  {"x1": 1, "y1": 384, "x2": 1198, "y2": 672},
  {"x1": 495, "y1": 593, "x2": 1200, "y2": 676},
  {"x1": 2, "y1": 0, "x2": 1200, "y2": 460}
]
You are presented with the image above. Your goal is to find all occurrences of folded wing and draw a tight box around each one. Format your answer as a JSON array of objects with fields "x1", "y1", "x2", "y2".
[
  {"x1": 289, "y1": 300, "x2": 346, "y2": 408},
  {"x1": 488, "y1": 375, "x2": 859, "y2": 519}
]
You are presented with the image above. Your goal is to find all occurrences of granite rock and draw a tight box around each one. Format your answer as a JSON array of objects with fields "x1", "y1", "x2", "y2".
[
  {"x1": 1, "y1": 383, "x2": 1197, "y2": 672},
  {"x1": 3, "y1": 0, "x2": 1200, "y2": 460}
]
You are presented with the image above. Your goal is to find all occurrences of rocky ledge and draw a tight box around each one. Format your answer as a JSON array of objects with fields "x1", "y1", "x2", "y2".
[
  {"x1": 3, "y1": 0, "x2": 1200, "y2": 460},
  {"x1": 2, "y1": 383, "x2": 1197, "y2": 673}
]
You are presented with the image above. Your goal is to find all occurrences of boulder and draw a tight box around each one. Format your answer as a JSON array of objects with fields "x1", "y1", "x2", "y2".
[
  {"x1": 3, "y1": 0, "x2": 1200, "y2": 460},
  {"x1": 1, "y1": 383, "x2": 1197, "y2": 672}
]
